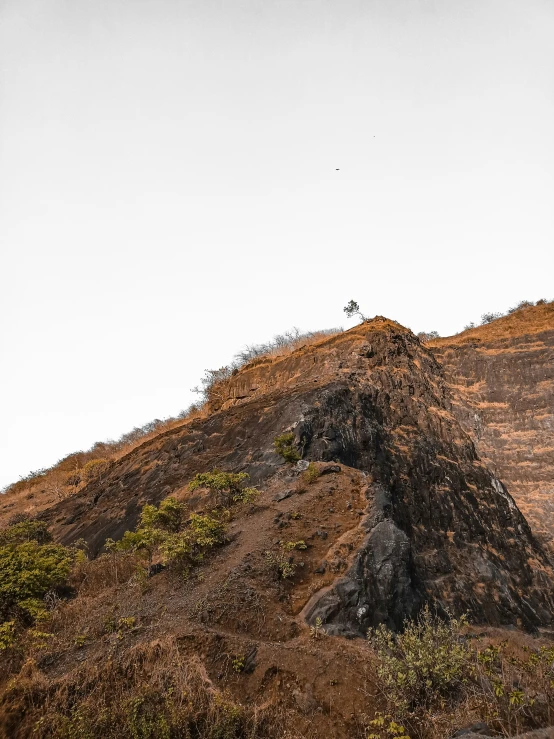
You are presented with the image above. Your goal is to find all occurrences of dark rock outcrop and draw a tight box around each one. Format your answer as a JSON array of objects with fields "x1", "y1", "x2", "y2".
[{"x1": 306, "y1": 517, "x2": 419, "y2": 635}]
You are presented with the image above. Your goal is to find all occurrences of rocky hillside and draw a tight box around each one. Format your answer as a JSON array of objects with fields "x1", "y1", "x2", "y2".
[
  {"x1": 430, "y1": 302, "x2": 554, "y2": 547},
  {"x1": 3, "y1": 312, "x2": 554, "y2": 739},
  {"x1": 35, "y1": 317, "x2": 554, "y2": 631}
]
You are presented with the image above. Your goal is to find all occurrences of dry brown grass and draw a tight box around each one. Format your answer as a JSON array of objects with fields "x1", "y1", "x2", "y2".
[
  {"x1": 0, "y1": 546, "x2": 279, "y2": 739},
  {"x1": 431, "y1": 300, "x2": 554, "y2": 348},
  {"x1": 69, "y1": 552, "x2": 140, "y2": 597},
  {"x1": 0, "y1": 637, "x2": 290, "y2": 739}
]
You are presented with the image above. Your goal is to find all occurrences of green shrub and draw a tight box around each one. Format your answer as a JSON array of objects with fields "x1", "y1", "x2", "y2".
[
  {"x1": 273, "y1": 433, "x2": 301, "y2": 463},
  {"x1": 158, "y1": 512, "x2": 228, "y2": 572},
  {"x1": 115, "y1": 497, "x2": 228, "y2": 574},
  {"x1": 280, "y1": 540, "x2": 307, "y2": 551},
  {"x1": 309, "y1": 617, "x2": 326, "y2": 640},
  {"x1": 265, "y1": 541, "x2": 302, "y2": 580},
  {"x1": 368, "y1": 607, "x2": 554, "y2": 737},
  {"x1": 116, "y1": 528, "x2": 163, "y2": 566},
  {"x1": 0, "y1": 519, "x2": 52, "y2": 546},
  {"x1": 302, "y1": 462, "x2": 320, "y2": 484},
  {"x1": 368, "y1": 606, "x2": 471, "y2": 717},
  {"x1": 474, "y1": 641, "x2": 554, "y2": 735},
  {"x1": 231, "y1": 654, "x2": 245, "y2": 673},
  {"x1": 0, "y1": 523, "x2": 75, "y2": 625},
  {"x1": 367, "y1": 712, "x2": 410, "y2": 738},
  {"x1": 232, "y1": 486, "x2": 259, "y2": 504},
  {"x1": 189, "y1": 471, "x2": 257, "y2": 506},
  {"x1": 139, "y1": 497, "x2": 185, "y2": 533},
  {"x1": 0, "y1": 620, "x2": 15, "y2": 650}
]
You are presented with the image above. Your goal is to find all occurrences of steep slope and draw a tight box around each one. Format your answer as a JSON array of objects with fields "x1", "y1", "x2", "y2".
[
  {"x1": 39, "y1": 317, "x2": 554, "y2": 632},
  {"x1": 430, "y1": 302, "x2": 554, "y2": 546}
]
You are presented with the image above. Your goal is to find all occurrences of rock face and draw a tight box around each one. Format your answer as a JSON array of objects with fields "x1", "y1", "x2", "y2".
[
  {"x1": 305, "y1": 517, "x2": 419, "y2": 636},
  {"x1": 38, "y1": 317, "x2": 554, "y2": 631},
  {"x1": 430, "y1": 302, "x2": 554, "y2": 547}
]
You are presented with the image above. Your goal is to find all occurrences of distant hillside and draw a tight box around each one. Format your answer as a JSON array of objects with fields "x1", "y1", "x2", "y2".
[{"x1": 430, "y1": 301, "x2": 554, "y2": 546}]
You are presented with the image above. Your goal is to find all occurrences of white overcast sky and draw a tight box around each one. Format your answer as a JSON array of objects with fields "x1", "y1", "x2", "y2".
[{"x1": 1, "y1": 0, "x2": 553, "y2": 489}]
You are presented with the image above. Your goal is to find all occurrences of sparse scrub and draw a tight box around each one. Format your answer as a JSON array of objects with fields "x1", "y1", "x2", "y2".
[
  {"x1": 1, "y1": 326, "x2": 342, "y2": 500},
  {"x1": 368, "y1": 606, "x2": 554, "y2": 738},
  {"x1": 273, "y1": 433, "x2": 301, "y2": 463},
  {"x1": 459, "y1": 299, "x2": 553, "y2": 335},
  {"x1": 481, "y1": 311, "x2": 503, "y2": 324},
  {"x1": 189, "y1": 470, "x2": 258, "y2": 506},
  {"x1": 3, "y1": 469, "x2": 49, "y2": 497},
  {"x1": 192, "y1": 366, "x2": 236, "y2": 406},
  {"x1": 191, "y1": 326, "x2": 342, "y2": 408},
  {"x1": 115, "y1": 497, "x2": 228, "y2": 574},
  {"x1": 416, "y1": 331, "x2": 439, "y2": 343},
  {"x1": 70, "y1": 550, "x2": 138, "y2": 596},
  {"x1": 82, "y1": 458, "x2": 110, "y2": 481},
  {"x1": 302, "y1": 462, "x2": 320, "y2": 484},
  {"x1": 265, "y1": 541, "x2": 304, "y2": 580},
  {"x1": 233, "y1": 326, "x2": 342, "y2": 366},
  {"x1": 508, "y1": 299, "x2": 534, "y2": 314},
  {"x1": 0, "y1": 639, "x2": 272, "y2": 739}
]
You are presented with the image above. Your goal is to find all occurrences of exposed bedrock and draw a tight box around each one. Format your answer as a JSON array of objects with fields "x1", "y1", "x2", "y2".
[
  {"x1": 305, "y1": 517, "x2": 419, "y2": 636},
  {"x1": 300, "y1": 380, "x2": 554, "y2": 632}
]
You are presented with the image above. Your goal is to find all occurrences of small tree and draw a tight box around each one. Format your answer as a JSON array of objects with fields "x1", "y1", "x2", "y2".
[
  {"x1": 273, "y1": 433, "x2": 301, "y2": 463},
  {"x1": 417, "y1": 331, "x2": 439, "y2": 343},
  {"x1": 481, "y1": 311, "x2": 503, "y2": 325},
  {"x1": 343, "y1": 300, "x2": 368, "y2": 322}
]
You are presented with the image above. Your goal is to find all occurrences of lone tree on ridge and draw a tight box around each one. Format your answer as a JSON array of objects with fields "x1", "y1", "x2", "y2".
[{"x1": 343, "y1": 300, "x2": 368, "y2": 322}]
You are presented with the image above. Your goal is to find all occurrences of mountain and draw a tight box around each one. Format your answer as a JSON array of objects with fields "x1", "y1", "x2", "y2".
[
  {"x1": 33, "y1": 316, "x2": 554, "y2": 630},
  {"x1": 2, "y1": 307, "x2": 554, "y2": 739}
]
